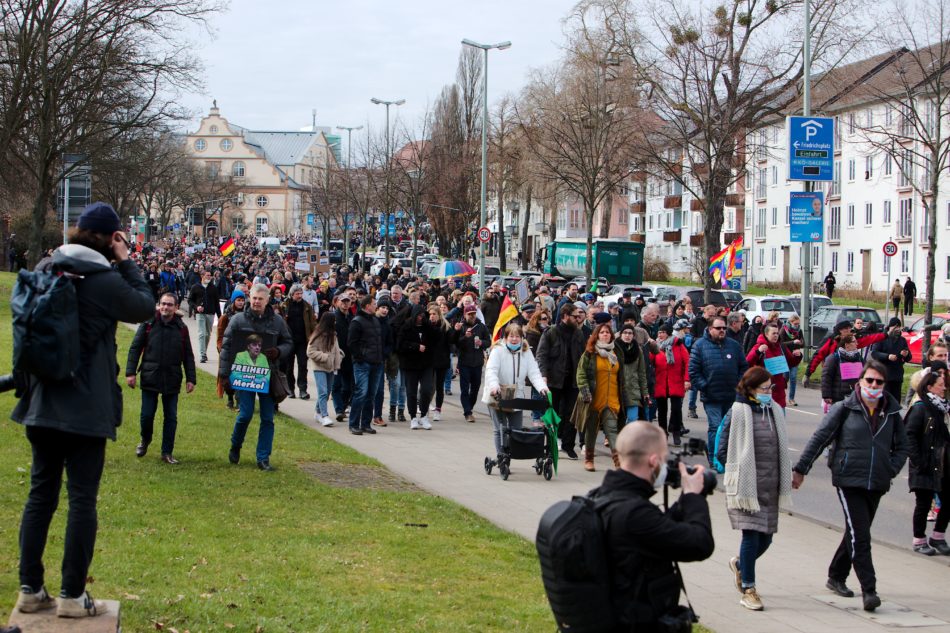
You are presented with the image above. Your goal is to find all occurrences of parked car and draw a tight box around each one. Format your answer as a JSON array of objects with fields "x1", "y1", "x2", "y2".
[
  {"x1": 720, "y1": 289, "x2": 744, "y2": 310},
  {"x1": 602, "y1": 285, "x2": 653, "y2": 306},
  {"x1": 782, "y1": 294, "x2": 834, "y2": 316},
  {"x1": 903, "y1": 313, "x2": 950, "y2": 364},
  {"x1": 733, "y1": 296, "x2": 798, "y2": 323},
  {"x1": 511, "y1": 270, "x2": 543, "y2": 286},
  {"x1": 807, "y1": 305, "x2": 883, "y2": 347},
  {"x1": 569, "y1": 276, "x2": 610, "y2": 293},
  {"x1": 419, "y1": 261, "x2": 440, "y2": 279},
  {"x1": 540, "y1": 275, "x2": 569, "y2": 291}
]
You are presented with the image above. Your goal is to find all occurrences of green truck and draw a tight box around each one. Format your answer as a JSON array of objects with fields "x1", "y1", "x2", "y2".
[{"x1": 542, "y1": 239, "x2": 644, "y2": 285}]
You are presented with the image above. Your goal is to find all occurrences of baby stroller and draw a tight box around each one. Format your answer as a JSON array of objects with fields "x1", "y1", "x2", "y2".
[{"x1": 484, "y1": 398, "x2": 556, "y2": 481}]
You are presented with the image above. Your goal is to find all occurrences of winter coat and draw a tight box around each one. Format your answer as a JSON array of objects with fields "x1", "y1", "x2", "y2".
[
  {"x1": 335, "y1": 309, "x2": 353, "y2": 370},
  {"x1": 12, "y1": 245, "x2": 155, "y2": 440},
  {"x1": 306, "y1": 332, "x2": 343, "y2": 373},
  {"x1": 870, "y1": 332, "x2": 911, "y2": 383},
  {"x1": 652, "y1": 338, "x2": 690, "y2": 398},
  {"x1": 820, "y1": 350, "x2": 863, "y2": 404},
  {"x1": 451, "y1": 318, "x2": 491, "y2": 368},
  {"x1": 905, "y1": 398, "x2": 950, "y2": 492},
  {"x1": 807, "y1": 332, "x2": 885, "y2": 376},
  {"x1": 536, "y1": 322, "x2": 586, "y2": 389},
  {"x1": 428, "y1": 323, "x2": 453, "y2": 370},
  {"x1": 281, "y1": 297, "x2": 317, "y2": 343},
  {"x1": 716, "y1": 394, "x2": 783, "y2": 533},
  {"x1": 616, "y1": 341, "x2": 649, "y2": 407},
  {"x1": 742, "y1": 322, "x2": 763, "y2": 355},
  {"x1": 216, "y1": 305, "x2": 241, "y2": 352},
  {"x1": 218, "y1": 304, "x2": 293, "y2": 376},
  {"x1": 125, "y1": 314, "x2": 197, "y2": 394},
  {"x1": 572, "y1": 348, "x2": 634, "y2": 433},
  {"x1": 524, "y1": 325, "x2": 543, "y2": 355},
  {"x1": 480, "y1": 295, "x2": 503, "y2": 332},
  {"x1": 745, "y1": 334, "x2": 800, "y2": 409},
  {"x1": 397, "y1": 306, "x2": 438, "y2": 371},
  {"x1": 187, "y1": 282, "x2": 221, "y2": 317},
  {"x1": 795, "y1": 390, "x2": 909, "y2": 492},
  {"x1": 348, "y1": 309, "x2": 385, "y2": 365},
  {"x1": 481, "y1": 342, "x2": 547, "y2": 404},
  {"x1": 688, "y1": 332, "x2": 749, "y2": 404}
]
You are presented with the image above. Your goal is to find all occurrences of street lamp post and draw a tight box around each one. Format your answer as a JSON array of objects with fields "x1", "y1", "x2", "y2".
[
  {"x1": 370, "y1": 98, "x2": 405, "y2": 263},
  {"x1": 461, "y1": 38, "x2": 511, "y2": 295},
  {"x1": 337, "y1": 124, "x2": 363, "y2": 268}
]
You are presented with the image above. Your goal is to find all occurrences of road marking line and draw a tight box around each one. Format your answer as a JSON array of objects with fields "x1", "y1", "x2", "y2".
[{"x1": 787, "y1": 408, "x2": 819, "y2": 417}]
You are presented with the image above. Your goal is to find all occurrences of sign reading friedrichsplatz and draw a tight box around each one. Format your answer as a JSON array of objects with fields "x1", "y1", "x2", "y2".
[{"x1": 787, "y1": 116, "x2": 835, "y2": 182}]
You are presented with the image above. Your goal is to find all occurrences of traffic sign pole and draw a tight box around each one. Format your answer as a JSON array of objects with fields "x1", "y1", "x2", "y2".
[{"x1": 883, "y1": 240, "x2": 898, "y2": 324}]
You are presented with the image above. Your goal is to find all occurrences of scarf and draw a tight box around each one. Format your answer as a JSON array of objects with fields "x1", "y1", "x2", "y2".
[
  {"x1": 658, "y1": 335, "x2": 677, "y2": 365},
  {"x1": 595, "y1": 341, "x2": 617, "y2": 365},
  {"x1": 927, "y1": 392, "x2": 950, "y2": 414},
  {"x1": 837, "y1": 348, "x2": 862, "y2": 363},
  {"x1": 724, "y1": 401, "x2": 793, "y2": 513},
  {"x1": 616, "y1": 338, "x2": 639, "y2": 364}
]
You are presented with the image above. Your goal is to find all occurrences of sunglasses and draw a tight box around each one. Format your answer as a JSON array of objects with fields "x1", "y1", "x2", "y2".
[
  {"x1": 863, "y1": 377, "x2": 885, "y2": 386},
  {"x1": 709, "y1": 326, "x2": 726, "y2": 330}
]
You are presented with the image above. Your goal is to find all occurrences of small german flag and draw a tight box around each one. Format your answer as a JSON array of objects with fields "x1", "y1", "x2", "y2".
[
  {"x1": 492, "y1": 294, "x2": 519, "y2": 342},
  {"x1": 218, "y1": 237, "x2": 235, "y2": 257}
]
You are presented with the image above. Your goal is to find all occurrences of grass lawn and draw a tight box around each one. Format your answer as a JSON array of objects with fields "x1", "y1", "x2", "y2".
[{"x1": 0, "y1": 271, "x2": 554, "y2": 632}]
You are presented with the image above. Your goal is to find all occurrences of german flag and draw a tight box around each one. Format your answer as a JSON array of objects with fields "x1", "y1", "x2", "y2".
[
  {"x1": 218, "y1": 237, "x2": 235, "y2": 257},
  {"x1": 492, "y1": 294, "x2": 519, "y2": 342}
]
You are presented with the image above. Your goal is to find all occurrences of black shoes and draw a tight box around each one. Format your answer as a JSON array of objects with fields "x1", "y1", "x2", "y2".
[
  {"x1": 299, "y1": 392, "x2": 310, "y2": 400},
  {"x1": 563, "y1": 446, "x2": 579, "y2": 460},
  {"x1": 362, "y1": 427, "x2": 377, "y2": 435},
  {"x1": 161, "y1": 454, "x2": 179, "y2": 465},
  {"x1": 135, "y1": 443, "x2": 148, "y2": 458},
  {"x1": 929, "y1": 538, "x2": 950, "y2": 555},
  {"x1": 398, "y1": 409, "x2": 407, "y2": 422},
  {"x1": 228, "y1": 446, "x2": 240, "y2": 464},
  {"x1": 863, "y1": 591, "x2": 881, "y2": 612},
  {"x1": 389, "y1": 405, "x2": 396, "y2": 422},
  {"x1": 257, "y1": 460, "x2": 275, "y2": 471},
  {"x1": 288, "y1": 392, "x2": 296, "y2": 399},
  {"x1": 336, "y1": 412, "x2": 346, "y2": 422},
  {"x1": 349, "y1": 428, "x2": 363, "y2": 436},
  {"x1": 825, "y1": 578, "x2": 854, "y2": 598}
]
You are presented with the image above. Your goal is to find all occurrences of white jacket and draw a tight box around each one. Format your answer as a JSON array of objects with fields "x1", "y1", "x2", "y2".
[{"x1": 481, "y1": 342, "x2": 547, "y2": 404}]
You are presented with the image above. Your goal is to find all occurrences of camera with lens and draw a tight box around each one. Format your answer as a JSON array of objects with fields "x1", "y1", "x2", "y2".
[{"x1": 666, "y1": 438, "x2": 717, "y2": 496}]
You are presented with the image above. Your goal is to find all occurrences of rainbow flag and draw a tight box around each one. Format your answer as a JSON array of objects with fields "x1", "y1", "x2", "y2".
[
  {"x1": 219, "y1": 237, "x2": 235, "y2": 257},
  {"x1": 708, "y1": 245, "x2": 729, "y2": 287},
  {"x1": 726, "y1": 236, "x2": 743, "y2": 279},
  {"x1": 492, "y1": 294, "x2": 519, "y2": 342}
]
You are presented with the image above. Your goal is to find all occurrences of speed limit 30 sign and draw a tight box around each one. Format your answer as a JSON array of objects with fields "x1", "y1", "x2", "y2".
[{"x1": 883, "y1": 241, "x2": 898, "y2": 257}]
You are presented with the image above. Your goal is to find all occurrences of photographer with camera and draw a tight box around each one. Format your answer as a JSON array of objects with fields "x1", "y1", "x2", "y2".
[
  {"x1": 599, "y1": 422, "x2": 715, "y2": 631},
  {"x1": 714, "y1": 367, "x2": 792, "y2": 611}
]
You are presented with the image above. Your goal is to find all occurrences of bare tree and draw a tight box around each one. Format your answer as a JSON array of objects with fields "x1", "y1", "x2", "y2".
[{"x1": 393, "y1": 112, "x2": 434, "y2": 273}]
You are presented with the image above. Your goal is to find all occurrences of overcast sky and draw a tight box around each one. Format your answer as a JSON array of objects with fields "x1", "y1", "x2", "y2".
[{"x1": 182, "y1": 0, "x2": 580, "y2": 151}]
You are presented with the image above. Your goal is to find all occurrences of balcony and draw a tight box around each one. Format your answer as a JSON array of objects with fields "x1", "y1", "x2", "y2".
[
  {"x1": 663, "y1": 195, "x2": 682, "y2": 209},
  {"x1": 630, "y1": 202, "x2": 645, "y2": 214},
  {"x1": 663, "y1": 230, "x2": 682, "y2": 243},
  {"x1": 724, "y1": 232, "x2": 743, "y2": 244},
  {"x1": 631, "y1": 171, "x2": 648, "y2": 182},
  {"x1": 629, "y1": 233, "x2": 646, "y2": 244},
  {"x1": 689, "y1": 198, "x2": 704, "y2": 211},
  {"x1": 689, "y1": 234, "x2": 704, "y2": 247},
  {"x1": 724, "y1": 193, "x2": 745, "y2": 208}
]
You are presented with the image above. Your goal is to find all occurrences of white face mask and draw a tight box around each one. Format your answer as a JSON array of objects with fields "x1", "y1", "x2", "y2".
[{"x1": 653, "y1": 461, "x2": 669, "y2": 490}]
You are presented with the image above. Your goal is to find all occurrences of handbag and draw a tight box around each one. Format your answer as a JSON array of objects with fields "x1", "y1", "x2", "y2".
[
  {"x1": 489, "y1": 384, "x2": 517, "y2": 412},
  {"x1": 269, "y1": 363, "x2": 291, "y2": 403}
]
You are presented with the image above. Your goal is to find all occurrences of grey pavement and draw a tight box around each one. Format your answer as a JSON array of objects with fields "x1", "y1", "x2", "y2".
[{"x1": 171, "y1": 313, "x2": 950, "y2": 633}]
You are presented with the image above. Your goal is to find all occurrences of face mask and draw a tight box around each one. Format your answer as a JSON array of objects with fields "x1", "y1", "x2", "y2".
[
  {"x1": 506, "y1": 342, "x2": 521, "y2": 352},
  {"x1": 861, "y1": 386, "x2": 884, "y2": 401},
  {"x1": 653, "y1": 461, "x2": 668, "y2": 490},
  {"x1": 756, "y1": 393, "x2": 772, "y2": 405},
  {"x1": 674, "y1": 330, "x2": 685, "y2": 339}
]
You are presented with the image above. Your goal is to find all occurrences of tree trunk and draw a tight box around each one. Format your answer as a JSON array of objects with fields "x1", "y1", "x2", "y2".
[
  {"x1": 497, "y1": 184, "x2": 506, "y2": 272},
  {"x1": 599, "y1": 196, "x2": 612, "y2": 238},
  {"x1": 585, "y1": 203, "x2": 595, "y2": 284},
  {"x1": 521, "y1": 185, "x2": 532, "y2": 269},
  {"x1": 923, "y1": 190, "x2": 938, "y2": 359},
  {"x1": 703, "y1": 192, "x2": 725, "y2": 304}
]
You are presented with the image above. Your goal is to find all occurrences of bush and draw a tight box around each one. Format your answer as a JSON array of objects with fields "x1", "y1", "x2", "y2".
[{"x1": 644, "y1": 254, "x2": 670, "y2": 281}]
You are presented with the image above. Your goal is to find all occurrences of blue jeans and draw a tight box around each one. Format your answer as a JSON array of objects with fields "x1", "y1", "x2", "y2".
[
  {"x1": 313, "y1": 371, "x2": 334, "y2": 417},
  {"x1": 788, "y1": 370, "x2": 797, "y2": 400},
  {"x1": 739, "y1": 530, "x2": 773, "y2": 588},
  {"x1": 331, "y1": 364, "x2": 352, "y2": 415},
  {"x1": 232, "y1": 390, "x2": 275, "y2": 463},
  {"x1": 458, "y1": 365, "x2": 483, "y2": 416},
  {"x1": 530, "y1": 387, "x2": 544, "y2": 421},
  {"x1": 625, "y1": 406, "x2": 639, "y2": 424},
  {"x1": 140, "y1": 389, "x2": 180, "y2": 455},
  {"x1": 688, "y1": 387, "x2": 698, "y2": 410},
  {"x1": 388, "y1": 369, "x2": 406, "y2": 409},
  {"x1": 350, "y1": 361, "x2": 384, "y2": 430},
  {"x1": 703, "y1": 400, "x2": 734, "y2": 465},
  {"x1": 443, "y1": 360, "x2": 454, "y2": 392}
]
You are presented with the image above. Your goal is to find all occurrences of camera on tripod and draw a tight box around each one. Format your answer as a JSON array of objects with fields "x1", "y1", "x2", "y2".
[{"x1": 666, "y1": 437, "x2": 717, "y2": 496}]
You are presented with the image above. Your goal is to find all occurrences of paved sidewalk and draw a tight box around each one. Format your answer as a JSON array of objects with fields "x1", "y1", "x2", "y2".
[{"x1": 181, "y1": 317, "x2": 950, "y2": 633}]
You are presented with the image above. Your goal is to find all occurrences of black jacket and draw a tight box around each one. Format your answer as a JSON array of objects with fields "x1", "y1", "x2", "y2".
[
  {"x1": 126, "y1": 314, "x2": 197, "y2": 394},
  {"x1": 820, "y1": 350, "x2": 863, "y2": 404},
  {"x1": 451, "y1": 318, "x2": 491, "y2": 368},
  {"x1": 905, "y1": 398, "x2": 950, "y2": 492},
  {"x1": 348, "y1": 309, "x2": 384, "y2": 364},
  {"x1": 598, "y1": 469, "x2": 714, "y2": 630},
  {"x1": 870, "y1": 333, "x2": 910, "y2": 382},
  {"x1": 536, "y1": 322, "x2": 586, "y2": 389},
  {"x1": 12, "y1": 246, "x2": 155, "y2": 440},
  {"x1": 188, "y1": 282, "x2": 221, "y2": 317},
  {"x1": 335, "y1": 308, "x2": 353, "y2": 369},
  {"x1": 480, "y1": 295, "x2": 503, "y2": 333},
  {"x1": 218, "y1": 304, "x2": 293, "y2": 376},
  {"x1": 795, "y1": 391, "x2": 909, "y2": 492},
  {"x1": 396, "y1": 306, "x2": 438, "y2": 371}
]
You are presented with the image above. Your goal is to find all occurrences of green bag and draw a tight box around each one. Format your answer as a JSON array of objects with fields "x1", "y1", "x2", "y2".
[{"x1": 540, "y1": 392, "x2": 561, "y2": 474}]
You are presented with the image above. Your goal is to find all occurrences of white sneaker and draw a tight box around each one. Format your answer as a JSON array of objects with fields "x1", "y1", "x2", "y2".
[
  {"x1": 56, "y1": 591, "x2": 108, "y2": 618},
  {"x1": 410, "y1": 417, "x2": 421, "y2": 430},
  {"x1": 15, "y1": 585, "x2": 55, "y2": 613},
  {"x1": 432, "y1": 408, "x2": 441, "y2": 421},
  {"x1": 321, "y1": 416, "x2": 334, "y2": 427},
  {"x1": 420, "y1": 416, "x2": 432, "y2": 430}
]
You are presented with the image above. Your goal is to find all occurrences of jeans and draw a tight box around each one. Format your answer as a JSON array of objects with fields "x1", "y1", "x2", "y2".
[
  {"x1": 656, "y1": 396, "x2": 684, "y2": 435},
  {"x1": 443, "y1": 359, "x2": 454, "y2": 392},
  {"x1": 738, "y1": 530, "x2": 773, "y2": 588},
  {"x1": 489, "y1": 408, "x2": 523, "y2": 455},
  {"x1": 458, "y1": 365, "x2": 483, "y2": 416},
  {"x1": 830, "y1": 487, "x2": 884, "y2": 593},
  {"x1": 350, "y1": 361, "x2": 384, "y2": 430},
  {"x1": 331, "y1": 363, "x2": 353, "y2": 415},
  {"x1": 530, "y1": 386, "x2": 544, "y2": 421},
  {"x1": 231, "y1": 390, "x2": 275, "y2": 463},
  {"x1": 403, "y1": 367, "x2": 434, "y2": 418},
  {"x1": 551, "y1": 386, "x2": 579, "y2": 451},
  {"x1": 688, "y1": 387, "x2": 698, "y2": 411},
  {"x1": 196, "y1": 313, "x2": 213, "y2": 359},
  {"x1": 703, "y1": 400, "x2": 734, "y2": 465},
  {"x1": 388, "y1": 369, "x2": 406, "y2": 409},
  {"x1": 788, "y1": 370, "x2": 798, "y2": 401},
  {"x1": 19, "y1": 427, "x2": 106, "y2": 598},
  {"x1": 313, "y1": 371, "x2": 334, "y2": 417},
  {"x1": 139, "y1": 389, "x2": 180, "y2": 455},
  {"x1": 286, "y1": 341, "x2": 309, "y2": 393},
  {"x1": 915, "y1": 488, "x2": 950, "y2": 538},
  {"x1": 625, "y1": 406, "x2": 639, "y2": 424}
]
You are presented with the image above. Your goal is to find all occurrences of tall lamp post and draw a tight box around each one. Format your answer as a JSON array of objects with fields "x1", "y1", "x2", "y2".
[
  {"x1": 370, "y1": 97, "x2": 405, "y2": 263},
  {"x1": 337, "y1": 125, "x2": 363, "y2": 267},
  {"x1": 461, "y1": 38, "x2": 511, "y2": 295}
]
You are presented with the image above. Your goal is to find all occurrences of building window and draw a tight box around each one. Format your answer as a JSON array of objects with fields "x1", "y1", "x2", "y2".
[
  {"x1": 619, "y1": 209, "x2": 627, "y2": 225},
  {"x1": 834, "y1": 115, "x2": 842, "y2": 145},
  {"x1": 770, "y1": 247, "x2": 777, "y2": 268},
  {"x1": 758, "y1": 248, "x2": 764, "y2": 268},
  {"x1": 829, "y1": 205, "x2": 841, "y2": 241},
  {"x1": 231, "y1": 213, "x2": 245, "y2": 233},
  {"x1": 785, "y1": 206, "x2": 790, "y2": 225},
  {"x1": 848, "y1": 159, "x2": 856, "y2": 181},
  {"x1": 865, "y1": 155, "x2": 873, "y2": 180},
  {"x1": 745, "y1": 209, "x2": 752, "y2": 229},
  {"x1": 255, "y1": 215, "x2": 269, "y2": 237},
  {"x1": 947, "y1": 256, "x2": 950, "y2": 281},
  {"x1": 921, "y1": 204, "x2": 931, "y2": 242},
  {"x1": 648, "y1": 214, "x2": 653, "y2": 230},
  {"x1": 756, "y1": 168, "x2": 767, "y2": 198},
  {"x1": 232, "y1": 161, "x2": 245, "y2": 177},
  {"x1": 901, "y1": 250, "x2": 910, "y2": 273},
  {"x1": 771, "y1": 207, "x2": 778, "y2": 227},
  {"x1": 865, "y1": 203, "x2": 873, "y2": 225},
  {"x1": 210, "y1": 125, "x2": 218, "y2": 134},
  {"x1": 848, "y1": 112, "x2": 855, "y2": 135},
  {"x1": 884, "y1": 255, "x2": 890, "y2": 274},
  {"x1": 756, "y1": 208, "x2": 766, "y2": 238},
  {"x1": 205, "y1": 161, "x2": 220, "y2": 179},
  {"x1": 899, "y1": 148, "x2": 914, "y2": 187},
  {"x1": 886, "y1": 106, "x2": 894, "y2": 127},
  {"x1": 813, "y1": 245, "x2": 820, "y2": 269},
  {"x1": 898, "y1": 198, "x2": 913, "y2": 237},
  {"x1": 256, "y1": 195, "x2": 269, "y2": 208},
  {"x1": 866, "y1": 108, "x2": 873, "y2": 128},
  {"x1": 831, "y1": 160, "x2": 841, "y2": 196},
  {"x1": 884, "y1": 153, "x2": 892, "y2": 176},
  {"x1": 771, "y1": 165, "x2": 778, "y2": 185},
  {"x1": 194, "y1": 139, "x2": 206, "y2": 152},
  {"x1": 847, "y1": 252, "x2": 854, "y2": 273},
  {"x1": 847, "y1": 204, "x2": 855, "y2": 227},
  {"x1": 726, "y1": 208, "x2": 735, "y2": 231},
  {"x1": 884, "y1": 200, "x2": 892, "y2": 224},
  {"x1": 831, "y1": 251, "x2": 839, "y2": 273},
  {"x1": 220, "y1": 138, "x2": 233, "y2": 151}
]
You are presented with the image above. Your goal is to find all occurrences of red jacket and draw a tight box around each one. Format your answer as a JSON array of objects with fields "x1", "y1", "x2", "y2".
[
  {"x1": 806, "y1": 332, "x2": 885, "y2": 376},
  {"x1": 651, "y1": 339, "x2": 690, "y2": 398},
  {"x1": 746, "y1": 334, "x2": 801, "y2": 408}
]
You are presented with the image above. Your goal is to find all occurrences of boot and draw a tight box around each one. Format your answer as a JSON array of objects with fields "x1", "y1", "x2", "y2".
[
  {"x1": 389, "y1": 405, "x2": 396, "y2": 422},
  {"x1": 398, "y1": 408, "x2": 407, "y2": 422},
  {"x1": 611, "y1": 450, "x2": 620, "y2": 469},
  {"x1": 584, "y1": 449, "x2": 595, "y2": 472}
]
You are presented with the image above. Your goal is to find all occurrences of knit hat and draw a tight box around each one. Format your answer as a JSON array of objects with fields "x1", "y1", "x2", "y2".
[
  {"x1": 674, "y1": 318, "x2": 690, "y2": 331},
  {"x1": 573, "y1": 301, "x2": 587, "y2": 310},
  {"x1": 833, "y1": 320, "x2": 853, "y2": 334},
  {"x1": 619, "y1": 324, "x2": 636, "y2": 335},
  {"x1": 77, "y1": 202, "x2": 121, "y2": 235},
  {"x1": 887, "y1": 317, "x2": 902, "y2": 329},
  {"x1": 661, "y1": 323, "x2": 674, "y2": 336},
  {"x1": 230, "y1": 289, "x2": 246, "y2": 302},
  {"x1": 593, "y1": 312, "x2": 612, "y2": 324}
]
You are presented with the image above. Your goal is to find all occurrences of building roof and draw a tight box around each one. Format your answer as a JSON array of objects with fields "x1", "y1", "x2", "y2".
[{"x1": 242, "y1": 131, "x2": 319, "y2": 167}]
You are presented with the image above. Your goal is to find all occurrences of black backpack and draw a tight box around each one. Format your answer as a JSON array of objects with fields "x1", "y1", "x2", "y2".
[
  {"x1": 11, "y1": 267, "x2": 81, "y2": 382},
  {"x1": 536, "y1": 489, "x2": 622, "y2": 633}
]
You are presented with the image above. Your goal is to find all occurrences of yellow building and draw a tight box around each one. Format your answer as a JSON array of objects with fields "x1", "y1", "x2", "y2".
[{"x1": 184, "y1": 103, "x2": 336, "y2": 237}]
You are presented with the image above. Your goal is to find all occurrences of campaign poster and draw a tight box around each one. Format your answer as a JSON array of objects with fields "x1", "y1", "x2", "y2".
[
  {"x1": 229, "y1": 350, "x2": 271, "y2": 393},
  {"x1": 789, "y1": 191, "x2": 824, "y2": 242}
]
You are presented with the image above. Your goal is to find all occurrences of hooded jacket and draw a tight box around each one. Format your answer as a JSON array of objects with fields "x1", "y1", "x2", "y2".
[
  {"x1": 870, "y1": 330, "x2": 910, "y2": 382},
  {"x1": 396, "y1": 305, "x2": 438, "y2": 371},
  {"x1": 12, "y1": 245, "x2": 155, "y2": 439},
  {"x1": 820, "y1": 348, "x2": 864, "y2": 404},
  {"x1": 905, "y1": 397, "x2": 950, "y2": 492}
]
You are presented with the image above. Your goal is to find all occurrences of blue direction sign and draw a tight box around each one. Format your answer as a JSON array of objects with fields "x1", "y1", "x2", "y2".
[
  {"x1": 787, "y1": 116, "x2": 834, "y2": 182},
  {"x1": 789, "y1": 191, "x2": 824, "y2": 242},
  {"x1": 306, "y1": 213, "x2": 314, "y2": 226}
]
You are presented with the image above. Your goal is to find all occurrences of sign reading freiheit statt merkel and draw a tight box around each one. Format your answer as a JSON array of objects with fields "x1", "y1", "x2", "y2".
[{"x1": 786, "y1": 116, "x2": 835, "y2": 182}]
